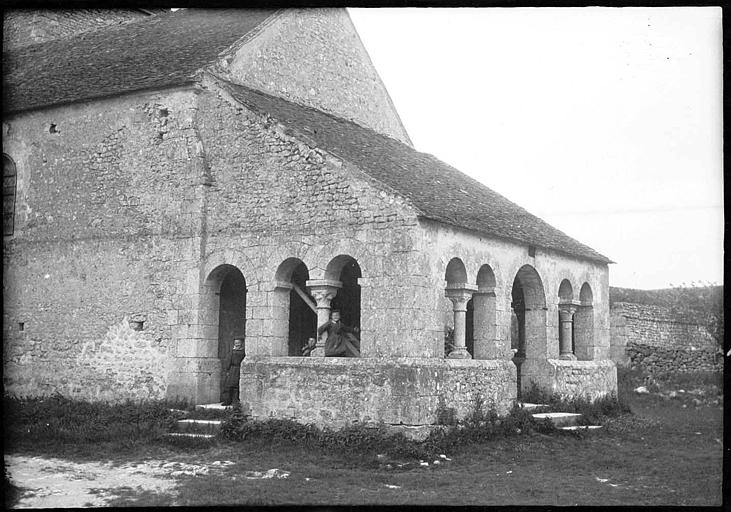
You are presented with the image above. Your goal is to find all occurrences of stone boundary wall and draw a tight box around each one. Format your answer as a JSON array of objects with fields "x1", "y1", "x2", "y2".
[
  {"x1": 610, "y1": 301, "x2": 720, "y2": 373},
  {"x1": 240, "y1": 357, "x2": 517, "y2": 428},
  {"x1": 625, "y1": 343, "x2": 722, "y2": 374}
]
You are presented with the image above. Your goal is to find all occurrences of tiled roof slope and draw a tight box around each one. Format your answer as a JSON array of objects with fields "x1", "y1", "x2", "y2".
[
  {"x1": 224, "y1": 82, "x2": 612, "y2": 264},
  {"x1": 3, "y1": 9, "x2": 277, "y2": 113}
]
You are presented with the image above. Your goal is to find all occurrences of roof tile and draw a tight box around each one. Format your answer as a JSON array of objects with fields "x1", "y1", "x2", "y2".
[{"x1": 224, "y1": 82, "x2": 612, "y2": 264}]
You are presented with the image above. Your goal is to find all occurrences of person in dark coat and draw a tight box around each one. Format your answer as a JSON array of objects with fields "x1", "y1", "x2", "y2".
[
  {"x1": 221, "y1": 336, "x2": 245, "y2": 406},
  {"x1": 317, "y1": 310, "x2": 360, "y2": 357}
]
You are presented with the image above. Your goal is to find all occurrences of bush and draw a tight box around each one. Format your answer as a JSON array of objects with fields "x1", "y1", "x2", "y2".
[
  {"x1": 3, "y1": 394, "x2": 188, "y2": 449},
  {"x1": 219, "y1": 397, "x2": 566, "y2": 460}
]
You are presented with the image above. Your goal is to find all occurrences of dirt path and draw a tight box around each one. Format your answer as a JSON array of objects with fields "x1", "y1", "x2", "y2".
[{"x1": 5, "y1": 455, "x2": 233, "y2": 508}]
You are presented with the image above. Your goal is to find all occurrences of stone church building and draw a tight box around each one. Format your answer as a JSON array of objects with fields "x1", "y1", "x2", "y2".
[{"x1": 3, "y1": 8, "x2": 616, "y2": 428}]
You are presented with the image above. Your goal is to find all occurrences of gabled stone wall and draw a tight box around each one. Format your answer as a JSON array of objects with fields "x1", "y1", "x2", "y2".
[{"x1": 218, "y1": 8, "x2": 411, "y2": 145}]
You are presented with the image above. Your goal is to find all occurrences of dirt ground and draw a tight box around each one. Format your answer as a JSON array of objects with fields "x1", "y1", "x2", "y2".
[{"x1": 5, "y1": 456, "x2": 238, "y2": 508}]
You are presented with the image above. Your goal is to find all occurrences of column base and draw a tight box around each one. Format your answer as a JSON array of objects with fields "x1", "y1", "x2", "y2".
[
  {"x1": 559, "y1": 353, "x2": 577, "y2": 361},
  {"x1": 448, "y1": 348, "x2": 472, "y2": 359}
]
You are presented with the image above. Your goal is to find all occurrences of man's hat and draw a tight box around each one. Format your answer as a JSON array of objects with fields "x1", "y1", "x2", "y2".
[{"x1": 233, "y1": 334, "x2": 245, "y2": 341}]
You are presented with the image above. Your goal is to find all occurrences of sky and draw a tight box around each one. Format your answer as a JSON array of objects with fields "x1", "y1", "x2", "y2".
[{"x1": 348, "y1": 7, "x2": 723, "y2": 290}]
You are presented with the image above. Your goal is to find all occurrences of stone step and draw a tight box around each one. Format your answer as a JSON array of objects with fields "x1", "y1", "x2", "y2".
[
  {"x1": 176, "y1": 419, "x2": 223, "y2": 434},
  {"x1": 162, "y1": 432, "x2": 217, "y2": 446},
  {"x1": 560, "y1": 425, "x2": 602, "y2": 431},
  {"x1": 518, "y1": 402, "x2": 550, "y2": 411},
  {"x1": 195, "y1": 403, "x2": 232, "y2": 411},
  {"x1": 531, "y1": 412, "x2": 583, "y2": 428}
]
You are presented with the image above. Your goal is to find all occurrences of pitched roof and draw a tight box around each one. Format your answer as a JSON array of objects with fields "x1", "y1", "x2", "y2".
[
  {"x1": 3, "y1": 8, "x2": 277, "y2": 113},
  {"x1": 223, "y1": 81, "x2": 612, "y2": 264}
]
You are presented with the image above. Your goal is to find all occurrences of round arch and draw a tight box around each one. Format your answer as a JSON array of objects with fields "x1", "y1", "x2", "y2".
[
  {"x1": 445, "y1": 257, "x2": 468, "y2": 284},
  {"x1": 273, "y1": 258, "x2": 317, "y2": 356},
  {"x1": 327, "y1": 255, "x2": 362, "y2": 334},
  {"x1": 580, "y1": 282, "x2": 593, "y2": 305},
  {"x1": 558, "y1": 279, "x2": 574, "y2": 302},
  {"x1": 510, "y1": 264, "x2": 548, "y2": 398},
  {"x1": 574, "y1": 282, "x2": 595, "y2": 360}
]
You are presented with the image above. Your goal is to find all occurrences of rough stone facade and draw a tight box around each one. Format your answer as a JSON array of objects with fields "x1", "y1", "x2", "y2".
[
  {"x1": 241, "y1": 358, "x2": 516, "y2": 427},
  {"x1": 3, "y1": 88, "x2": 203, "y2": 400},
  {"x1": 3, "y1": 9, "x2": 617, "y2": 426},
  {"x1": 610, "y1": 301, "x2": 720, "y2": 373},
  {"x1": 3, "y1": 9, "x2": 153, "y2": 50}
]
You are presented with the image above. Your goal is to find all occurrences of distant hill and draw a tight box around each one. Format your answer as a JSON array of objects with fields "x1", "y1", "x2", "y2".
[{"x1": 609, "y1": 285, "x2": 723, "y2": 311}]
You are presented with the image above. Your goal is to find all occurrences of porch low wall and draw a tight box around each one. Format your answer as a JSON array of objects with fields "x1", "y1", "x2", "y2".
[
  {"x1": 522, "y1": 359, "x2": 617, "y2": 400},
  {"x1": 239, "y1": 357, "x2": 516, "y2": 428}
]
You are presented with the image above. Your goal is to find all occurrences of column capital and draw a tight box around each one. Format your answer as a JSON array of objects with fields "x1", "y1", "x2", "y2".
[
  {"x1": 445, "y1": 283, "x2": 478, "y2": 310},
  {"x1": 559, "y1": 300, "x2": 580, "y2": 315},
  {"x1": 306, "y1": 279, "x2": 342, "y2": 305}
]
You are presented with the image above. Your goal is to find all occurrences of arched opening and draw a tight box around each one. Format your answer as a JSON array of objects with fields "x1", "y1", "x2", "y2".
[
  {"x1": 558, "y1": 279, "x2": 573, "y2": 302},
  {"x1": 328, "y1": 256, "x2": 362, "y2": 334},
  {"x1": 445, "y1": 257, "x2": 468, "y2": 284},
  {"x1": 205, "y1": 264, "x2": 247, "y2": 401},
  {"x1": 511, "y1": 265, "x2": 547, "y2": 398},
  {"x1": 574, "y1": 283, "x2": 595, "y2": 360},
  {"x1": 3, "y1": 154, "x2": 17, "y2": 236},
  {"x1": 557, "y1": 279, "x2": 576, "y2": 358},
  {"x1": 465, "y1": 298, "x2": 474, "y2": 356},
  {"x1": 444, "y1": 257, "x2": 474, "y2": 359},
  {"x1": 274, "y1": 258, "x2": 318, "y2": 356},
  {"x1": 473, "y1": 264, "x2": 497, "y2": 359}
]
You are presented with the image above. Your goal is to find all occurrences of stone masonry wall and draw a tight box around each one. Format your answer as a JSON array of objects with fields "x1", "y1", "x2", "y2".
[
  {"x1": 610, "y1": 301, "x2": 720, "y2": 373},
  {"x1": 240, "y1": 357, "x2": 517, "y2": 428},
  {"x1": 2, "y1": 88, "x2": 206, "y2": 401},
  {"x1": 192, "y1": 84, "x2": 434, "y2": 362},
  {"x1": 3, "y1": 9, "x2": 151, "y2": 50},
  {"x1": 219, "y1": 8, "x2": 411, "y2": 144}
]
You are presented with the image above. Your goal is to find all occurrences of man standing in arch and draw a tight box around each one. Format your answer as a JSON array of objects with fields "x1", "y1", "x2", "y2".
[
  {"x1": 221, "y1": 336, "x2": 245, "y2": 406},
  {"x1": 316, "y1": 310, "x2": 360, "y2": 357}
]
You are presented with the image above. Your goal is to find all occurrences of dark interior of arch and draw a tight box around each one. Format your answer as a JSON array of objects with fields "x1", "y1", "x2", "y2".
[
  {"x1": 511, "y1": 278, "x2": 526, "y2": 356},
  {"x1": 466, "y1": 298, "x2": 474, "y2": 356},
  {"x1": 330, "y1": 259, "x2": 362, "y2": 334},
  {"x1": 288, "y1": 262, "x2": 316, "y2": 356},
  {"x1": 218, "y1": 268, "x2": 247, "y2": 360},
  {"x1": 218, "y1": 267, "x2": 246, "y2": 399}
]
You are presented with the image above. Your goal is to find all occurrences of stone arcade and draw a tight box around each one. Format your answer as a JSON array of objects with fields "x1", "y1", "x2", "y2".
[{"x1": 3, "y1": 8, "x2": 616, "y2": 429}]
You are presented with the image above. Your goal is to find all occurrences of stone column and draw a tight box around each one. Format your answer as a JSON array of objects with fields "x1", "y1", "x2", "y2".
[
  {"x1": 445, "y1": 283, "x2": 478, "y2": 359},
  {"x1": 558, "y1": 303, "x2": 578, "y2": 360},
  {"x1": 473, "y1": 287, "x2": 498, "y2": 359},
  {"x1": 306, "y1": 279, "x2": 342, "y2": 357}
]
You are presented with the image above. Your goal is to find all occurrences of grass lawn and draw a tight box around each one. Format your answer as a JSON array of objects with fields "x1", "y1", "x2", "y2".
[
  {"x1": 162, "y1": 396, "x2": 723, "y2": 506},
  {"x1": 5, "y1": 370, "x2": 724, "y2": 507}
]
